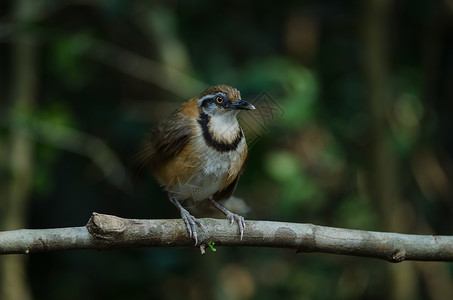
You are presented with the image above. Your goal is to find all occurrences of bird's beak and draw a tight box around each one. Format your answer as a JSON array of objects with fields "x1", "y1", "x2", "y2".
[{"x1": 231, "y1": 99, "x2": 256, "y2": 110}]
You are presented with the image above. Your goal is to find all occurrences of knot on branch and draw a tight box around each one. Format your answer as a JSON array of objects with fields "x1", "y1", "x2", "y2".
[
  {"x1": 86, "y1": 212, "x2": 127, "y2": 240},
  {"x1": 391, "y1": 248, "x2": 407, "y2": 263}
]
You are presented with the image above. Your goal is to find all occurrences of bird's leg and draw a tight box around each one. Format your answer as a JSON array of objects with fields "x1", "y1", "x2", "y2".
[
  {"x1": 209, "y1": 197, "x2": 246, "y2": 240},
  {"x1": 169, "y1": 195, "x2": 204, "y2": 245}
]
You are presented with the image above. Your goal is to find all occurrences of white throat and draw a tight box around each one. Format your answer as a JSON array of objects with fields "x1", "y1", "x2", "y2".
[{"x1": 208, "y1": 112, "x2": 241, "y2": 143}]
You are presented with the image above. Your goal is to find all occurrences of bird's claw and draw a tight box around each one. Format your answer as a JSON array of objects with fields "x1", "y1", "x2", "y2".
[
  {"x1": 226, "y1": 213, "x2": 246, "y2": 240},
  {"x1": 180, "y1": 209, "x2": 204, "y2": 245}
]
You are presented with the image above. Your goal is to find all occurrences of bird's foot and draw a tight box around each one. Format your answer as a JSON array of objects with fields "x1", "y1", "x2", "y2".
[
  {"x1": 169, "y1": 195, "x2": 204, "y2": 246},
  {"x1": 208, "y1": 197, "x2": 246, "y2": 240},
  {"x1": 225, "y1": 212, "x2": 246, "y2": 240},
  {"x1": 180, "y1": 209, "x2": 204, "y2": 246}
]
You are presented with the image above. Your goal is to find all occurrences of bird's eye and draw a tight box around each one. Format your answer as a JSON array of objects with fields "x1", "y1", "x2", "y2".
[{"x1": 216, "y1": 96, "x2": 224, "y2": 104}]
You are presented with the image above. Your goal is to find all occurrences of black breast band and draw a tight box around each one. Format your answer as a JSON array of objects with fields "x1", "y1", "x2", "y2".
[{"x1": 197, "y1": 113, "x2": 243, "y2": 152}]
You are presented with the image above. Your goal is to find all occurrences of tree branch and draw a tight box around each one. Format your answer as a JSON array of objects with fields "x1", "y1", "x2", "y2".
[{"x1": 0, "y1": 213, "x2": 452, "y2": 262}]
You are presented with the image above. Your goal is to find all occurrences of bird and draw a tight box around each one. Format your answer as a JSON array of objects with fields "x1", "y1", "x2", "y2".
[{"x1": 136, "y1": 84, "x2": 255, "y2": 245}]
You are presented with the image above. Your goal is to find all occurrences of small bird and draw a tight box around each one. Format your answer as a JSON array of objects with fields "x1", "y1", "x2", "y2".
[{"x1": 136, "y1": 84, "x2": 255, "y2": 245}]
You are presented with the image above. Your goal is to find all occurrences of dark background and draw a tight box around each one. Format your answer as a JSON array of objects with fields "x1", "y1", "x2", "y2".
[{"x1": 1, "y1": 0, "x2": 453, "y2": 299}]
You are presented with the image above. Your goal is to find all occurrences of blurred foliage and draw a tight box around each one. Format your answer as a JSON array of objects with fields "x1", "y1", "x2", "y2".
[{"x1": 1, "y1": 0, "x2": 453, "y2": 299}]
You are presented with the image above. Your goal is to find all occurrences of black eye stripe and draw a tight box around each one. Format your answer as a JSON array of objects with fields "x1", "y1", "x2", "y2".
[
  {"x1": 201, "y1": 94, "x2": 229, "y2": 108},
  {"x1": 201, "y1": 98, "x2": 211, "y2": 108}
]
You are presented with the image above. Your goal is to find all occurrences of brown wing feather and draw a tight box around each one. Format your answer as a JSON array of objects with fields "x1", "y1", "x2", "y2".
[{"x1": 133, "y1": 106, "x2": 193, "y2": 182}]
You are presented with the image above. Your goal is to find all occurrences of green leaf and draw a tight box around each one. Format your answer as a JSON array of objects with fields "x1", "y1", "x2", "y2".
[{"x1": 208, "y1": 241, "x2": 217, "y2": 252}]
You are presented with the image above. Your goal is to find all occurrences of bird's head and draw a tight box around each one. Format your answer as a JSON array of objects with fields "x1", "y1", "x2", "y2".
[{"x1": 197, "y1": 85, "x2": 255, "y2": 117}]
